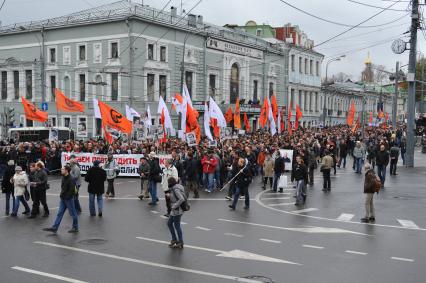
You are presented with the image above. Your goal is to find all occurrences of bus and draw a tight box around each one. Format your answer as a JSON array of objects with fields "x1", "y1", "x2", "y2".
[{"x1": 8, "y1": 127, "x2": 74, "y2": 142}]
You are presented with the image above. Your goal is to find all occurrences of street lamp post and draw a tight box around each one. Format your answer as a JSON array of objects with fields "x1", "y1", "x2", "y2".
[{"x1": 323, "y1": 55, "x2": 345, "y2": 126}]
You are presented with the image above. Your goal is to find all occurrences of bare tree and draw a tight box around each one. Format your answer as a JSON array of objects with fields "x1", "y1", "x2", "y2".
[
  {"x1": 332, "y1": 72, "x2": 353, "y2": 82},
  {"x1": 373, "y1": 64, "x2": 389, "y2": 84}
]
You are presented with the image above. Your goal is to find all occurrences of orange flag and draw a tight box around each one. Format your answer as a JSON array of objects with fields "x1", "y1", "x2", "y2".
[
  {"x1": 287, "y1": 102, "x2": 293, "y2": 136},
  {"x1": 102, "y1": 123, "x2": 114, "y2": 144},
  {"x1": 185, "y1": 104, "x2": 201, "y2": 143},
  {"x1": 21, "y1": 97, "x2": 48, "y2": 122},
  {"x1": 369, "y1": 111, "x2": 373, "y2": 124},
  {"x1": 378, "y1": 110, "x2": 384, "y2": 119},
  {"x1": 280, "y1": 108, "x2": 285, "y2": 132},
  {"x1": 295, "y1": 104, "x2": 303, "y2": 130},
  {"x1": 234, "y1": 98, "x2": 241, "y2": 129},
  {"x1": 352, "y1": 116, "x2": 361, "y2": 133},
  {"x1": 224, "y1": 107, "x2": 233, "y2": 124},
  {"x1": 243, "y1": 112, "x2": 250, "y2": 132},
  {"x1": 55, "y1": 88, "x2": 84, "y2": 113},
  {"x1": 259, "y1": 98, "x2": 269, "y2": 128},
  {"x1": 211, "y1": 118, "x2": 220, "y2": 138},
  {"x1": 270, "y1": 94, "x2": 278, "y2": 121},
  {"x1": 98, "y1": 100, "x2": 132, "y2": 134},
  {"x1": 347, "y1": 101, "x2": 355, "y2": 126}
]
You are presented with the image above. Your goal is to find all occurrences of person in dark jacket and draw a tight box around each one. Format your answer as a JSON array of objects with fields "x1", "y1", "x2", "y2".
[
  {"x1": 43, "y1": 165, "x2": 78, "y2": 233},
  {"x1": 272, "y1": 150, "x2": 285, "y2": 192},
  {"x1": 375, "y1": 144, "x2": 389, "y2": 189},
  {"x1": 1, "y1": 160, "x2": 15, "y2": 215},
  {"x1": 184, "y1": 152, "x2": 199, "y2": 198},
  {"x1": 389, "y1": 144, "x2": 400, "y2": 175},
  {"x1": 294, "y1": 155, "x2": 308, "y2": 205},
  {"x1": 137, "y1": 157, "x2": 150, "y2": 200},
  {"x1": 28, "y1": 161, "x2": 49, "y2": 218},
  {"x1": 338, "y1": 140, "x2": 348, "y2": 168},
  {"x1": 229, "y1": 158, "x2": 252, "y2": 210},
  {"x1": 85, "y1": 160, "x2": 107, "y2": 217},
  {"x1": 361, "y1": 163, "x2": 377, "y2": 223},
  {"x1": 147, "y1": 152, "x2": 161, "y2": 205}
]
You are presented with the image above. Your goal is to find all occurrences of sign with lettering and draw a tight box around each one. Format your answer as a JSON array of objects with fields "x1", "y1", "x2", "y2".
[{"x1": 207, "y1": 38, "x2": 264, "y2": 60}]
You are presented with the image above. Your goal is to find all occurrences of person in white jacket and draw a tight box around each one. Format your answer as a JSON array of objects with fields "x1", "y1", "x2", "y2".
[
  {"x1": 161, "y1": 159, "x2": 178, "y2": 217},
  {"x1": 10, "y1": 166, "x2": 30, "y2": 217}
]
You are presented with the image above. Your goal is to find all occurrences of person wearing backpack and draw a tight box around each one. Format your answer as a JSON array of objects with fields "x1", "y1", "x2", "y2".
[
  {"x1": 167, "y1": 177, "x2": 187, "y2": 249},
  {"x1": 361, "y1": 163, "x2": 377, "y2": 223}
]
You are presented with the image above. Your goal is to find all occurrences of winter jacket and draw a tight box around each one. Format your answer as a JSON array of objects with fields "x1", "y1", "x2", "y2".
[
  {"x1": 12, "y1": 171, "x2": 29, "y2": 196},
  {"x1": 148, "y1": 158, "x2": 162, "y2": 182},
  {"x1": 201, "y1": 156, "x2": 217, "y2": 174},
  {"x1": 274, "y1": 156, "x2": 285, "y2": 175},
  {"x1": 263, "y1": 157, "x2": 274, "y2": 178},
  {"x1": 103, "y1": 159, "x2": 119, "y2": 180},
  {"x1": 1, "y1": 166, "x2": 15, "y2": 194},
  {"x1": 184, "y1": 157, "x2": 199, "y2": 181},
  {"x1": 293, "y1": 163, "x2": 308, "y2": 183},
  {"x1": 339, "y1": 143, "x2": 348, "y2": 158},
  {"x1": 161, "y1": 165, "x2": 178, "y2": 192},
  {"x1": 70, "y1": 163, "x2": 82, "y2": 187},
  {"x1": 233, "y1": 165, "x2": 252, "y2": 192},
  {"x1": 390, "y1": 146, "x2": 400, "y2": 160},
  {"x1": 376, "y1": 150, "x2": 390, "y2": 166},
  {"x1": 321, "y1": 155, "x2": 334, "y2": 170},
  {"x1": 364, "y1": 169, "x2": 377, "y2": 194},
  {"x1": 60, "y1": 174, "x2": 75, "y2": 200},
  {"x1": 137, "y1": 162, "x2": 150, "y2": 179},
  {"x1": 353, "y1": 146, "x2": 365, "y2": 159},
  {"x1": 85, "y1": 166, "x2": 107, "y2": 195},
  {"x1": 169, "y1": 184, "x2": 186, "y2": 216},
  {"x1": 33, "y1": 169, "x2": 48, "y2": 191}
]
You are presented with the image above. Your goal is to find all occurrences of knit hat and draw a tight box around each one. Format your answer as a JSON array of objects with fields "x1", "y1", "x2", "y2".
[{"x1": 15, "y1": 166, "x2": 22, "y2": 171}]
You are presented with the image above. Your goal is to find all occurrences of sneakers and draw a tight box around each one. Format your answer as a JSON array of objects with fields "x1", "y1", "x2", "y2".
[
  {"x1": 225, "y1": 196, "x2": 232, "y2": 201},
  {"x1": 369, "y1": 217, "x2": 375, "y2": 222},
  {"x1": 228, "y1": 205, "x2": 235, "y2": 210},
  {"x1": 169, "y1": 241, "x2": 184, "y2": 249},
  {"x1": 42, "y1": 227, "x2": 57, "y2": 233},
  {"x1": 22, "y1": 211, "x2": 30, "y2": 215},
  {"x1": 68, "y1": 228, "x2": 79, "y2": 233},
  {"x1": 168, "y1": 240, "x2": 178, "y2": 248},
  {"x1": 360, "y1": 217, "x2": 369, "y2": 223},
  {"x1": 98, "y1": 212, "x2": 103, "y2": 217}
]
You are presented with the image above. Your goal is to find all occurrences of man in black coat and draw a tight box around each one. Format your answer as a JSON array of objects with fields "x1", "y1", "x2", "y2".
[
  {"x1": 184, "y1": 152, "x2": 199, "y2": 198},
  {"x1": 1, "y1": 160, "x2": 15, "y2": 215},
  {"x1": 376, "y1": 144, "x2": 389, "y2": 189},
  {"x1": 273, "y1": 150, "x2": 285, "y2": 192},
  {"x1": 85, "y1": 160, "x2": 107, "y2": 217}
]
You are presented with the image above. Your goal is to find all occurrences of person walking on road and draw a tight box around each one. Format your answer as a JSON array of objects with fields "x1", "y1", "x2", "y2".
[
  {"x1": 137, "y1": 157, "x2": 150, "y2": 200},
  {"x1": 162, "y1": 159, "x2": 178, "y2": 217},
  {"x1": 167, "y1": 177, "x2": 186, "y2": 249},
  {"x1": 103, "y1": 154, "x2": 119, "y2": 198},
  {"x1": 272, "y1": 150, "x2": 285, "y2": 192},
  {"x1": 85, "y1": 160, "x2": 107, "y2": 217},
  {"x1": 262, "y1": 151, "x2": 274, "y2": 190},
  {"x1": 389, "y1": 143, "x2": 400, "y2": 175},
  {"x1": 69, "y1": 155, "x2": 82, "y2": 214},
  {"x1": 361, "y1": 163, "x2": 377, "y2": 223},
  {"x1": 28, "y1": 161, "x2": 49, "y2": 218},
  {"x1": 321, "y1": 150, "x2": 333, "y2": 192},
  {"x1": 376, "y1": 144, "x2": 389, "y2": 189},
  {"x1": 183, "y1": 152, "x2": 199, "y2": 198},
  {"x1": 147, "y1": 152, "x2": 161, "y2": 206},
  {"x1": 1, "y1": 160, "x2": 15, "y2": 216},
  {"x1": 43, "y1": 165, "x2": 79, "y2": 233},
  {"x1": 353, "y1": 141, "x2": 365, "y2": 174},
  {"x1": 201, "y1": 151, "x2": 218, "y2": 193},
  {"x1": 229, "y1": 158, "x2": 252, "y2": 210},
  {"x1": 10, "y1": 166, "x2": 30, "y2": 217},
  {"x1": 293, "y1": 155, "x2": 308, "y2": 205}
]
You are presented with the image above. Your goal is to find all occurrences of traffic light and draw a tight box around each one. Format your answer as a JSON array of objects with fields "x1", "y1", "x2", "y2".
[{"x1": 6, "y1": 107, "x2": 15, "y2": 127}]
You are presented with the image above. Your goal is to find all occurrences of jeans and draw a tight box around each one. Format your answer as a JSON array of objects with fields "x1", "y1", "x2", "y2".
[
  {"x1": 272, "y1": 172, "x2": 281, "y2": 191},
  {"x1": 295, "y1": 180, "x2": 306, "y2": 204},
  {"x1": 30, "y1": 189, "x2": 49, "y2": 216},
  {"x1": 231, "y1": 186, "x2": 249, "y2": 208},
  {"x1": 148, "y1": 181, "x2": 158, "y2": 204},
  {"x1": 167, "y1": 214, "x2": 183, "y2": 242},
  {"x1": 308, "y1": 165, "x2": 315, "y2": 185},
  {"x1": 12, "y1": 195, "x2": 30, "y2": 215},
  {"x1": 52, "y1": 198, "x2": 78, "y2": 231},
  {"x1": 364, "y1": 193, "x2": 375, "y2": 218},
  {"x1": 214, "y1": 170, "x2": 221, "y2": 188},
  {"x1": 89, "y1": 193, "x2": 103, "y2": 216},
  {"x1": 390, "y1": 159, "x2": 398, "y2": 174},
  {"x1": 355, "y1": 158, "x2": 363, "y2": 174},
  {"x1": 5, "y1": 192, "x2": 15, "y2": 215},
  {"x1": 322, "y1": 169, "x2": 331, "y2": 190},
  {"x1": 203, "y1": 173, "x2": 215, "y2": 192},
  {"x1": 340, "y1": 156, "x2": 347, "y2": 168},
  {"x1": 377, "y1": 165, "x2": 387, "y2": 186},
  {"x1": 106, "y1": 179, "x2": 115, "y2": 196},
  {"x1": 0, "y1": 164, "x2": 7, "y2": 180}
]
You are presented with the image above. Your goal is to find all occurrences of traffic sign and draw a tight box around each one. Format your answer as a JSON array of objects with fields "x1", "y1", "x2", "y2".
[{"x1": 41, "y1": 102, "x2": 48, "y2": 111}]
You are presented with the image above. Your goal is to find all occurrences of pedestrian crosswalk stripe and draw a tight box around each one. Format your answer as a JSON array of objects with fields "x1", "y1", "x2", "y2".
[
  {"x1": 391, "y1": 257, "x2": 415, "y2": 262},
  {"x1": 345, "y1": 250, "x2": 367, "y2": 255},
  {"x1": 397, "y1": 219, "x2": 419, "y2": 229},
  {"x1": 195, "y1": 226, "x2": 211, "y2": 231},
  {"x1": 291, "y1": 208, "x2": 319, "y2": 214},
  {"x1": 268, "y1": 203, "x2": 295, "y2": 207},
  {"x1": 336, "y1": 213, "x2": 355, "y2": 221},
  {"x1": 302, "y1": 244, "x2": 324, "y2": 249},
  {"x1": 260, "y1": 238, "x2": 282, "y2": 244}
]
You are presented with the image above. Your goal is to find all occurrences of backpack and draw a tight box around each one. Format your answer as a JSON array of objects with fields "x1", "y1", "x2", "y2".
[{"x1": 172, "y1": 186, "x2": 190, "y2": 212}]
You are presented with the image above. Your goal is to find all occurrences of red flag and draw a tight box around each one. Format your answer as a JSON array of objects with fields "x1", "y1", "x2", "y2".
[
  {"x1": 185, "y1": 104, "x2": 201, "y2": 143},
  {"x1": 287, "y1": 102, "x2": 293, "y2": 136},
  {"x1": 352, "y1": 116, "x2": 361, "y2": 133},
  {"x1": 102, "y1": 123, "x2": 113, "y2": 144},
  {"x1": 55, "y1": 89, "x2": 85, "y2": 112},
  {"x1": 211, "y1": 118, "x2": 220, "y2": 138},
  {"x1": 21, "y1": 97, "x2": 48, "y2": 122},
  {"x1": 369, "y1": 111, "x2": 373, "y2": 124},
  {"x1": 378, "y1": 110, "x2": 384, "y2": 119},
  {"x1": 234, "y1": 98, "x2": 241, "y2": 129},
  {"x1": 270, "y1": 94, "x2": 278, "y2": 121},
  {"x1": 259, "y1": 98, "x2": 269, "y2": 128},
  {"x1": 224, "y1": 107, "x2": 233, "y2": 124},
  {"x1": 243, "y1": 112, "x2": 250, "y2": 132},
  {"x1": 295, "y1": 104, "x2": 302, "y2": 130},
  {"x1": 347, "y1": 101, "x2": 355, "y2": 126},
  {"x1": 98, "y1": 100, "x2": 132, "y2": 134},
  {"x1": 280, "y1": 108, "x2": 285, "y2": 132}
]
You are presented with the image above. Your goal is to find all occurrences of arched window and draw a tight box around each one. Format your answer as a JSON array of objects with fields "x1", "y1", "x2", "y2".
[
  {"x1": 63, "y1": 76, "x2": 71, "y2": 98},
  {"x1": 230, "y1": 63, "x2": 239, "y2": 103}
]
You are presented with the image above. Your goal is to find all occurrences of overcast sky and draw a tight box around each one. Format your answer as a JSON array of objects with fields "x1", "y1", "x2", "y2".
[{"x1": 0, "y1": 0, "x2": 424, "y2": 80}]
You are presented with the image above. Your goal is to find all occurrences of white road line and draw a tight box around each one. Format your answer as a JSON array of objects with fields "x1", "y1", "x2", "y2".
[
  {"x1": 181, "y1": 222, "x2": 188, "y2": 225},
  {"x1": 302, "y1": 244, "x2": 324, "y2": 250},
  {"x1": 337, "y1": 213, "x2": 355, "y2": 221},
  {"x1": 291, "y1": 208, "x2": 319, "y2": 214},
  {"x1": 261, "y1": 197, "x2": 290, "y2": 200},
  {"x1": 224, "y1": 233, "x2": 244, "y2": 238},
  {"x1": 150, "y1": 210, "x2": 159, "y2": 214},
  {"x1": 159, "y1": 215, "x2": 168, "y2": 219},
  {"x1": 391, "y1": 257, "x2": 414, "y2": 262},
  {"x1": 34, "y1": 241, "x2": 264, "y2": 283},
  {"x1": 195, "y1": 226, "x2": 211, "y2": 231},
  {"x1": 268, "y1": 203, "x2": 295, "y2": 207},
  {"x1": 128, "y1": 181, "x2": 136, "y2": 183},
  {"x1": 11, "y1": 266, "x2": 88, "y2": 283},
  {"x1": 345, "y1": 250, "x2": 368, "y2": 255},
  {"x1": 397, "y1": 219, "x2": 419, "y2": 229},
  {"x1": 259, "y1": 238, "x2": 282, "y2": 244}
]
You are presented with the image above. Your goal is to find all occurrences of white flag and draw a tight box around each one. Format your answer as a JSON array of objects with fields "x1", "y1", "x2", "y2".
[
  {"x1": 209, "y1": 97, "x2": 227, "y2": 128},
  {"x1": 267, "y1": 96, "x2": 276, "y2": 135},
  {"x1": 157, "y1": 96, "x2": 174, "y2": 132},
  {"x1": 93, "y1": 98, "x2": 101, "y2": 119},
  {"x1": 125, "y1": 105, "x2": 141, "y2": 121},
  {"x1": 145, "y1": 105, "x2": 152, "y2": 128},
  {"x1": 204, "y1": 103, "x2": 214, "y2": 141}
]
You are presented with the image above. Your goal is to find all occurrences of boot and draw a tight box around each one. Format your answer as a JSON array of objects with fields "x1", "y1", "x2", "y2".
[
  {"x1": 168, "y1": 240, "x2": 177, "y2": 248},
  {"x1": 174, "y1": 241, "x2": 184, "y2": 249}
]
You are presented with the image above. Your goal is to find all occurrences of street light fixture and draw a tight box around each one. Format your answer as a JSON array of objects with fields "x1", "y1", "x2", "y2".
[{"x1": 323, "y1": 55, "x2": 345, "y2": 125}]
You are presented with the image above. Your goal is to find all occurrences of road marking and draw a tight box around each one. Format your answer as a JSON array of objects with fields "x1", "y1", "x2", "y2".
[
  {"x1": 160, "y1": 215, "x2": 168, "y2": 219},
  {"x1": 345, "y1": 250, "x2": 368, "y2": 255},
  {"x1": 302, "y1": 244, "x2": 324, "y2": 250},
  {"x1": 291, "y1": 208, "x2": 319, "y2": 214},
  {"x1": 337, "y1": 213, "x2": 355, "y2": 221},
  {"x1": 128, "y1": 181, "x2": 136, "y2": 183},
  {"x1": 11, "y1": 266, "x2": 88, "y2": 283},
  {"x1": 259, "y1": 238, "x2": 282, "y2": 244},
  {"x1": 150, "y1": 210, "x2": 159, "y2": 214},
  {"x1": 218, "y1": 219, "x2": 369, "y2": 236},
  {"x1": 195, "y1": 226, "x2": 211, "y2": 231},
  {"x1": 268, "y1": 203, "x2": 295, "y2": 207},
  {"x1": 261, "y1": 197, "x2": 290, "y2": 200},
  {"x1": 255, "y1": 190, "x2": 426, "y2": 231},
  {"x1": 34, "y1": 241, "x2": 268, "y2": 282},
  {"x1": 397, "y1": 219, "x2": 419, "y2": 229},
  {"x1": 135, "y1": 236, "x2": 300, "y2": 265},
  {"x1": 391, "y1": 257, "x2": 414, "y2": 262},
  {"x1": 48, "y1": 194, "x2": 230, "y2": 201},
  {"x1": 181, "y1": 221, "x2": 188, "y2": 225},
  {"x1": 224, "y1": 232, "x2": 244, "y2": 238}
]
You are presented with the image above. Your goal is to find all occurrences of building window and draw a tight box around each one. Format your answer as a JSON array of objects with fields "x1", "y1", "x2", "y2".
[
  {"x1": 304, "y1": 91, "x2": 308, "y2": 111},
  {"x1": 63, "y1": 76, "x2": 71, "y2": 98},
  {"x1": 230, "y1": 63, "x2": 239, "y2": 103},
  {"x1": 291, "y1": 55, "x2": 295, "y2": 72},
  {"x1": 50, "y1": 75, "x2": 56, "y2": 101},
  {"x1": 93, "y1": 43, "x2": 102, "y2": 63},
  {"x1": 95, "y1": 118, "x2": 102, "y2": 136},
  {"x1": 26, "y1": 119, "x2": 33, "y2": 127},
  {"x1": 63, "y1": 46, "x2": 71, "y2": 65},
  {"x1": 290, "y1": 89, "x2": 295, "y2": 110},
  {"x1": 209, "y1": 74, "x2": 216, "y2": 97},
  {"x1": 111, "y1": 73, "x2": 118, "y2": 101},
  {"x1": 185, "y1": 71, "x2": 193, "y2": 98},
  {"x1": 299, "y1": 57, "x2": 302, "y2": 74},
  {"x1": 147, "y1": 74, "x2": 154, "y2": 100},
  {"x1": 269, "y1": 82, "x2": 274, "y2": 98},
  {"x1": 304, "y1": 58, "x2": 308, "y2": 74},
  {"x1": 14, "y1": 71, "x2": 19, "y2": 100},
  {"x1": 310, "y1": 60, "x2": 313, "y2": 75},
  {"x1": 316, "y1": 61, "x2": 319, "y2": 76},
  {"x1": 315, "y1": 92, "x2": 318, "y2": 111},
  {"x1": 48, "y1": 116, "x2": 57, "y2": 127},
  {"x1": 25, "y1": 70, "x2": 32, "y2": 99},
  {"x1": 148, "y1": 44, "x2": 154, "y2": 60},
  {"x1": 111, "y1": 42, "x2": 118, "y2": 59},
  {"x1": 253, "y1": 80, "x2": 258, "y2": 102},
  {"x1": 298, "y1": 90, "x2": 302, "y2": 108},
  {"x1": 77, "y1": 116, "x2": 88, "y2": 137},
  {"x1": 1, "y1": 71, "x2": 7, "y2": 100},
  {"x1": 79, "y1": 45, "x2": 86, "y2": 61},
  {"x1": 79, "y1": 74, "x2": 85, "y2": 101},
  {"x1": 159, "y1": 75, "x2": 167, "y2": 100},
  {"x1": 160, "y1": 46, "x2": 167, "y2": 62},
  {"x1": 256, "y1": 29, "x2": 262, "y2": 37},
  {"x1": 49, "y1": 48, "x2": 56, "y2": 63},
  {"x1": 63, "y1": 116, "x2": 71, "y2": 128}
]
